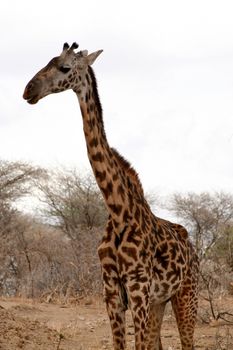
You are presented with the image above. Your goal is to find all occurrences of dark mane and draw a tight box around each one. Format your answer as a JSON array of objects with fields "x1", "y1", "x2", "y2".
[
  {"x1": 111, "y1": 148, "x2": 144, "y2": 195},
  {"x1": 88, "y1": 66, "x2": 103, "y2": 115},
  {"x1": 88, "y1": 66, "x2": 144, "y2": 195},
  {"x1": 87, "y1": 65, "x2": 107, "y2": 141}
]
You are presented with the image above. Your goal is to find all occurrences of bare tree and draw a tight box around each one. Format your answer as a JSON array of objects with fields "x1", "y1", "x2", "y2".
[
  {"x1": 37, "y1": 168, "x2": 107, "y2": 239},
  {"x1": 0, "y1": 160, "x2": 46, "y2": 248},
  {"x1": 0, "y1": 160, "x2": 45, "y2": 204},
  {"x1": 166, "y1": 192, "x2": 233, "y2": 260},
  {"x1": 165, "y1": 191, "x2": 233, "y2": 321},
  {"x1": 0, "y1": 160, "x2": 46, "y2": 296},
  {"x1": 212, "y1": 226, "x2": 233, "y2": 270}
]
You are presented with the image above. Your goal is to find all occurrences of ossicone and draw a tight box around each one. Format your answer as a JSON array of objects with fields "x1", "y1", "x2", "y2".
[
  {"x1": 62, "y1": 42, "x2": 79, "y2": 54},
  {"x1": 70, "y1": 42, "x2": 79, "y2": 51},
  {"x1": 63, "y1": 42, "x2": 69, "y2": 51}
]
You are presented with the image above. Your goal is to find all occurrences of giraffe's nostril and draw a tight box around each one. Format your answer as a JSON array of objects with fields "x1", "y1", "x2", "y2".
[
  {"x1": 23, "y1": 81, "x2": 37, "y2": 100},
  {"x1": 27, "y1": 82, "x2": 34, "y2": 91}
]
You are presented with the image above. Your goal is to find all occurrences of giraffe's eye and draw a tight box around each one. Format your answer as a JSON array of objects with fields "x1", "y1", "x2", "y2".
[{"x1": 59, "y1": 66, "x2": 71, "y2": 74}]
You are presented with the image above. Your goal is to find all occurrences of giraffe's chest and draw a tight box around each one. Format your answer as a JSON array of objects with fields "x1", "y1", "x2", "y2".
[
  {"x1": 117, "y1": 232, "x2": 189, "y2": 301},
  {"x1": 99, "y1": 223, "x2": 189, "y2": 304},
  {"x1": 150, "y1": 236, "x2": 189, "y2": 300},
  {"x1": 149, "y1": 268, "x2": 184, "y2": 303}
]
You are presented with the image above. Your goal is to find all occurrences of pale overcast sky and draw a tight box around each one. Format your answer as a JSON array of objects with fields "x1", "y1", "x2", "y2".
[{"x1": 1, "y1": 0, "x2": 233, "y2": 196}]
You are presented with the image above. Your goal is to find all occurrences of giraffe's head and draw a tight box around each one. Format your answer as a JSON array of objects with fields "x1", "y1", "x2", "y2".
[{"x1": 23, "y1": 42, "x2": 103, "y2": 104}]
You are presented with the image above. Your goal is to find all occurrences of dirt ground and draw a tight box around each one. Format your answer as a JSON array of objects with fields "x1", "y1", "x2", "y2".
[{"x1": 0, "y1": 296, "x2": 232, "y2": 350}]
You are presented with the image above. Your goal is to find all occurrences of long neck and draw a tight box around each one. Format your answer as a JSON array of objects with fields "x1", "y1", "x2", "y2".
[{"x1": 75, "y1": 67, "x2": 130, "y2": 227}]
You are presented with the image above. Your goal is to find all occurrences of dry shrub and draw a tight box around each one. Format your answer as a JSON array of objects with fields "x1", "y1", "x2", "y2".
[{"x1": 212, "y1": 327, "x2": 233, "y2": 350}]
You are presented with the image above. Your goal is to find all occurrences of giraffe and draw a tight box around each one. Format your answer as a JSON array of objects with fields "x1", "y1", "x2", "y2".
[{"x1": 23, "y1": 42, "x2": 199, "y2": 350}]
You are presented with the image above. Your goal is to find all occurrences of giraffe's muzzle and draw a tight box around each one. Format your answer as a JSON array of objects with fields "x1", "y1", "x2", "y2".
[{"x1": 23, "y1": 79, "x2": 41, "y2": 104}]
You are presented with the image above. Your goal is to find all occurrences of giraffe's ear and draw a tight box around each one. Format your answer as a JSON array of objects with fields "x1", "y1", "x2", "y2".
[
  {"x1": 81, "y1": 50, "x2": 88, "y2": 57},
  {"x1": 86, "y1": 50, "x2": 103, "y2": 66}
]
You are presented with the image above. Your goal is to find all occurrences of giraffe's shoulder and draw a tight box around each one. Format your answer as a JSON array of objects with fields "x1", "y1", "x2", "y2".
[{"x1": 154, "y1": 216, "x2": 189, "y2": 241}]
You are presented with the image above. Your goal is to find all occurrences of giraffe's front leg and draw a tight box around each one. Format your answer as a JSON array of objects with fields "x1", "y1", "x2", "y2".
[
  {"x1": 146, "y1": 301, "x2": 166, "y2": 350},
  {"x1": 171, "y1": 259, "x2": 199, "y2": 350},
  {"x1": 103, "y1": 276, "x2": 127, "y2": 350},
  {"x1": 98, "y1": 234, "x2": 127, "y2": 350},
  {"x1": 126, "y1": 280, "x2": 152, "y2": 350}
]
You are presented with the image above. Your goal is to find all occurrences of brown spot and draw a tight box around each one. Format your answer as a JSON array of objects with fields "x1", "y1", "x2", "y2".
[
  {"x1": 143, "y1": 236, "x2": 149, "y2": 250},
  {"x1": 131, "y1": 295, "x2": 143, "y2": 311},
  {"x1": 170, "y1": 242, "x2": 179, "y2": 260},
  {"x1": 138, "y1": 306, "x2": 146, "y2": 319},
  {"x1": 139, "y1": 249, "x2": 147, "y2": 263},
  {"x1": 102, "y1": 186, "x2": 111, "y2": 200},
  {"x1": 109, "y1": 204, "x2": 123, "y2": 216},
  {"x1": 123, "y1": 209, "x2": 129, "y2": 221},
  {"x1": 141, "y1": 320, "x2": 146, "y2": 329},
  {"x1": 127, "y1": 193, "x2": 133, "y2": 212},
  {"x1": 135, "y1": 206, "x2": 141, "y2": 223},
  {"x1": 118, "y1": 253, "x2": 133, "y2": 271},
  {"x1": 177, "y1": 254, "x2": 185, "y2": 265},
  {"x1": 122, "y1": 246, "x2": 137, "y2": 260},
  {"x1": 102, "y1": 263, "x2": 118, "y2": 275},
  {"x1": 161, "y1": 282, "x2": 169, "y2": 293},
  {"x1": 129, "y1": 283, "x2": 140, "y2": 292},
  {"x1": 92, "y1": 152, "x2": 104, "y2": 162},
  {"x1": 117, "y1": 184, "x2": 125, "y2": 200},
  {"x1": 171, "y1": 281, "x2": 180, "y2": 292},
  {"x1": 112, "y1": 173, "x2": 118, "y2": 181},
  {"x1": 113, "y1": 330, "x2": 122, "y2": 337},
  {"x1": 155, "y1": 242, "x2": 169, "y2": 269},
  {"x1": 113, "y1": 220, "x2": 119, "y2": 228},
  {"x1": 154, "y1": 283, "x2": 159, "y2": 292},
  {"x1": 89, "y1": 137, "x2": 99, "y2": 147},
  {"x1": 106, "y1": 220, "x2": 113, "y2": 233},
  {"x1": 141, "y1": 210, "x2": 149, "y2": 231},
  {"x1": 112, "y1": 322, "x2": 118, "y2": 329},
  {"x1": 153, "y1": 266, "x2": 164, "y2": 280},
  {"x1": 95, "y1": 170, "x2": 106, "y2": 182},
  {"x1": 98, "y1": 246, "x2": 116, "y2": 261},
  {"x1": 127, "y1": 234, "x2": 140, "y2": 246},
  {"x1": 87, "y1": 119, "x2": 93, "y2": 129},
  {"x1": 116, "y1": 313, "x2": 123, "y2": 323},
  {"x1": 171, "y1": 261, "x2": 181, "y2": 277},
  {"x1": 106, "y1": 181, "x2": 113, "y2": 193},
  {"x1": 166, "y1": 270, "x2": 174, "y2": 281}
]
